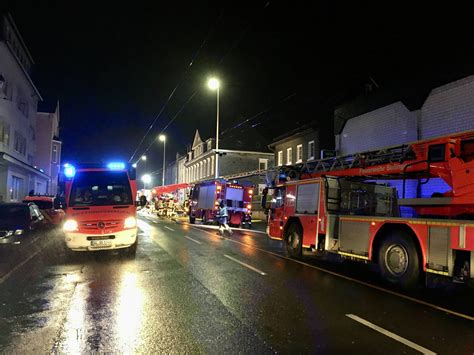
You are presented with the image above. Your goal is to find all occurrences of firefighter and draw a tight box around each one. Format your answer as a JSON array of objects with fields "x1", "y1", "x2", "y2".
[{"x1": 216, "y1": 199, "x2": 233, "y2": 237}]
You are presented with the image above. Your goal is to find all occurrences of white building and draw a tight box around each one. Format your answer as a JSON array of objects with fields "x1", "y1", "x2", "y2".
[
  {"x1": 335, "y1": 75, "x2": 474, "y2": 198},
  {"x1": 0, "y1": 13, "x2": 49, "y2": 201},
  {"x1": 36, "y1": 102, "x2": 62, "y2": 195}
]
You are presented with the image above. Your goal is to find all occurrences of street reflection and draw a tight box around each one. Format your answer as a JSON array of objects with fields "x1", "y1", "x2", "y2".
[
  {"x1": 61, "y1": 282, "x2": 87, "y2": 354},
  {"x1": 115, "y1": 272, "x2": 144, "y2": 352}
]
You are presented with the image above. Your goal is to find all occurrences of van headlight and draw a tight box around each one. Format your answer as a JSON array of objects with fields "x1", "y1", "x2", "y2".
[
  {"x1": 14, "y1": 229, "x2": 24, "y2": 235},
  {"x1": 63, "y1": 219, "x2": 78, "y2": 232},
  {"x1": 124, "y1": 216, "x2": 137, "y2": 229}
]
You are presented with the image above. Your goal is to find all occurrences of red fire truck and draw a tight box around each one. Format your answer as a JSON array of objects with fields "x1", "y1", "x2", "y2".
[
  {"x1": 262, "y1": 131, "x2": 474, "y2": 287},
  {"x1": 61, "y1": 162, "x2": 138, "y2": 256},
  {"x1": 189, "y1": 179, "x2": 254, "y2": 227}
]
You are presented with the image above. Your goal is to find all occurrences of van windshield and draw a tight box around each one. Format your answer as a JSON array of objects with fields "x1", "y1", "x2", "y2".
[{"x1": 69, "y1": 171, "x2": 133, "y2": 207}]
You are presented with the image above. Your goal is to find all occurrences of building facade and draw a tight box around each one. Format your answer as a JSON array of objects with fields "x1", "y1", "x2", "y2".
[
  {"x1": 36, "y1": 102, "x2": 62, "y2": 195},
  {"x1": 0, "y1": 13, "x2": 50, "y2": 201},
  {"x1": 334, "y1": 75, "x2": 474, "y2": 198},
  {"x1": 177, "y1": 130, "x2": 273, "y2": 184},
  {"x1": 268, "y1": 124, "x2": 320, "y2": 166}
]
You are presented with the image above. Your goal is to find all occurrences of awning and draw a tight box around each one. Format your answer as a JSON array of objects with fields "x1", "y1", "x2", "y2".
[{"x1": 151, "y1": 183, "x2": 190, "y2": 195}]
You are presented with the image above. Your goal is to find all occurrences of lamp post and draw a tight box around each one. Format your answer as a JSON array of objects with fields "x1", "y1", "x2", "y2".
[
  {"x1": 208, "y1": 77, "x2": 220, "y2": 178},
  {"x1": 159, "y1": 134, "x2": 166, "y2": 186},
  {"x1": 141, "y1": 174, "x2": 151, "y2": 190}
]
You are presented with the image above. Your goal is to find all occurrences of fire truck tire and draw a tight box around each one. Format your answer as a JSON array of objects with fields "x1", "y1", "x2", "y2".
[
  {"x1": 189, "y1": 215, "x2": 196, "y2": 224},
  {"x1": 378, "y1": 232, "x2": 421, "y2": 289},
  {"x1": 286, "y1": 222, "x2": 303, "y2": 258}
]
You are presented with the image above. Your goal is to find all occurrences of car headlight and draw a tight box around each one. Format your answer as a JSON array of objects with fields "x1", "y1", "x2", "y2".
[
  {"x1": 63, "y1": 219, "x2": 78, "y2": 232},
  {"x1": 14, "y1": 229, "x2": 23, "y2": 235},
  {"x1": 124, "y1": 216, "x2": 137, "y2": 229}
]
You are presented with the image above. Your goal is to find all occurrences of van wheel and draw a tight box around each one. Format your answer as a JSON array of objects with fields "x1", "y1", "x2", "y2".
[
  {"x1": 286, "y1": 223, "x2": 302, "y2": 258},
  {"x1": 378, "y1": 231, "x2": 421, "y2": 289},
  {"x1": 189, "y1": 215, "x2": 196, "y2": 224}
]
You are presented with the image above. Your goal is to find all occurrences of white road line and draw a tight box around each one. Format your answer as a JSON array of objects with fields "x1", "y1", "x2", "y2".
[
  {"x1": 346, "y1": 314, "x2": 436, "y2": 355},
  {"x1": 190, "y1": 225, "x2": 474, "y2": 322},
  {"x1": 224, "y1": 254, "x2": 267, "y2": 275},
  {"x1": 184, "y1": 235, "x2": 202, "y2": 244},
  {"x1": 191, "y1": 224, "x2": 267, "y2": 234},
  {"x1": 164, "y1": 226, "x2": 175, "y2": 232}
]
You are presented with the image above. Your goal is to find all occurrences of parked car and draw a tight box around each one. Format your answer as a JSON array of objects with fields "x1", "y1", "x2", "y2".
[
  {"x1": 0, "y1": 203, "x2": 46, "y2": 244},
  {"x1": 22, "y1": 195, "x2": 65, "y2": 225}
]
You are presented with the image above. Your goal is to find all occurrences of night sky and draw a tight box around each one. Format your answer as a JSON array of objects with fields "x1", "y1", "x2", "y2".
[{"x1": 3, "y1": 2, "x2": 474, "y2": 175}]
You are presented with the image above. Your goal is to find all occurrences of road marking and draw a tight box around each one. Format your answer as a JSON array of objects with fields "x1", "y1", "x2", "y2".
[
  {"x1": 164, "y1": 226, "x2": 175, "y2": 232},
  {"x1": 189, "y1": 223, "x2": 267, "y2": 234},
  {"x1": 224, "y1": 254, "x2": 267, "y2": 275},
  {"x1": 346, "y1": 314, "x2": 437, "y2": 354},
  {"x1": 184, "y1": 235, "x2": 201, "y2": 244},
  {"x1": 190, "y1": 226, "x2": 474, "y2": 322}
]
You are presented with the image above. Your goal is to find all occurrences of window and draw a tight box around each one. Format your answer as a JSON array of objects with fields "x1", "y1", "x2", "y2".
[
  {"x1": 308, "y1": 140, "x2": 315, "y2": 160},
  {"x1": 16, "y1": 88, "x2": 28, "y2": 118},
  {"x1": 287, "y1": 147, "x2": 292, "y2": 165},
  {"x1": 14, "y1": 131, "x2": 26, "y2": 155},
  {"x1": 69, "y1": 171, "x2": 133, "y2": 207},
  {"x1": 52, "y1": 145, "x2": 58, "y2": 163},
  {"x1": 296, "y1": 144, "x2": 303, "y2": 163},
  {"x1": 207, "y1": 158, "x2": 211, "y2": 176},
  {"x1": 10, "y1": 176, "x2": 24, "y2": 201},
  {"x1": 259, "y1": 158, "x2": 268, "y2": 171},
  {"x1": 277, "y1": 151, "x2": 283, "y2": 166},
  {"x1": 30, "y1": 126, "x2": 35, "y2": 141},
  {"x1": 0, "y1": 121, "x2": 10, "y2": 147}
]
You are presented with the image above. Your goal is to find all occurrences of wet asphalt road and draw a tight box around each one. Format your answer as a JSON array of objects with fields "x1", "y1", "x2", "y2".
[{"x1": 0, "y1": 215, "x2": 472, "y2": 354}]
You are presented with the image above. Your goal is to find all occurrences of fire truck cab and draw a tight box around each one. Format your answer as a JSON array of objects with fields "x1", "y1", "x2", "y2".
[{"x1": 61, "y1": 162, "x2": 138, "y2": 255}]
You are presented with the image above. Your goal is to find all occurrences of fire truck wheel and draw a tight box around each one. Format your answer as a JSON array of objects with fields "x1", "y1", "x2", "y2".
[
  {"x1": 286, "y1": 222, "x2": 303, "y2": 258},
  {"x1": 378, "y1": 232, "x2": 421, "y2": 289},
  {"x1": 189, "y1": 215, "x2": 196, "y2": 224}
]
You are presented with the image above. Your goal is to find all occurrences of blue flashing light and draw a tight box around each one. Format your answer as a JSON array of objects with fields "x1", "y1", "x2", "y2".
[
  {"x1": 107, "y1": 162, "x2": 126, "y2": 170},
  {"x1": 64, "y1": 165, "x2": 76, "y2": 178}
]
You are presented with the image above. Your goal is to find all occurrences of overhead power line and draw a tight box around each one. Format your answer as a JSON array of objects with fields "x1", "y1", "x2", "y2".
[
  {"x1": 133, "y1": 1, "x2": 274, "y2": 161},
  {"x1": 128, "y1": 10, "x2": 224, "y2": 164}
]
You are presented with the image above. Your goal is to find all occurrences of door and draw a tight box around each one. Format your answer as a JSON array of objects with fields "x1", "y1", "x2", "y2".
[{"x1": 268, "y1": 186, "x2": 285, "y2": 238}]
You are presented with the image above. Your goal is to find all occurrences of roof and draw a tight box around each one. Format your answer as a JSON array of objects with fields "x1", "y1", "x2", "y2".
[{"x1": 268, "y1": 122, "x2": 318, "y2": 148}]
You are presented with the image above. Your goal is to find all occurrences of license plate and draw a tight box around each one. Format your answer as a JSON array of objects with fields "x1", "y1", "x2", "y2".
[{"x1": 91, "y1": 240, "x2": 112, "y2": 247}]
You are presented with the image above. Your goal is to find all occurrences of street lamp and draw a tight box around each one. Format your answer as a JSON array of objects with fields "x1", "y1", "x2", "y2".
[
  {"x1": 141, "y1": 155, "x2": 147, "y2": 161},
  {"x1": 141, "y1": 174, "x2": 151, "y2": 189},
  {"x1": 132, "y1": 163, "x2": 137, "y2": 168},
  {"x1": 207, "y1": 77, "x2": 220, "y2": 178},
  {"x1": 159, "y1": 134, "x2": 166, "y2": 186}
]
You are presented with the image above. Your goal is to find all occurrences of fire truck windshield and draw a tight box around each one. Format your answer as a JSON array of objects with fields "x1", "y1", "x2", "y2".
[{"x1": 69, "y1": 171, "x2": 133, "y2": 207}]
